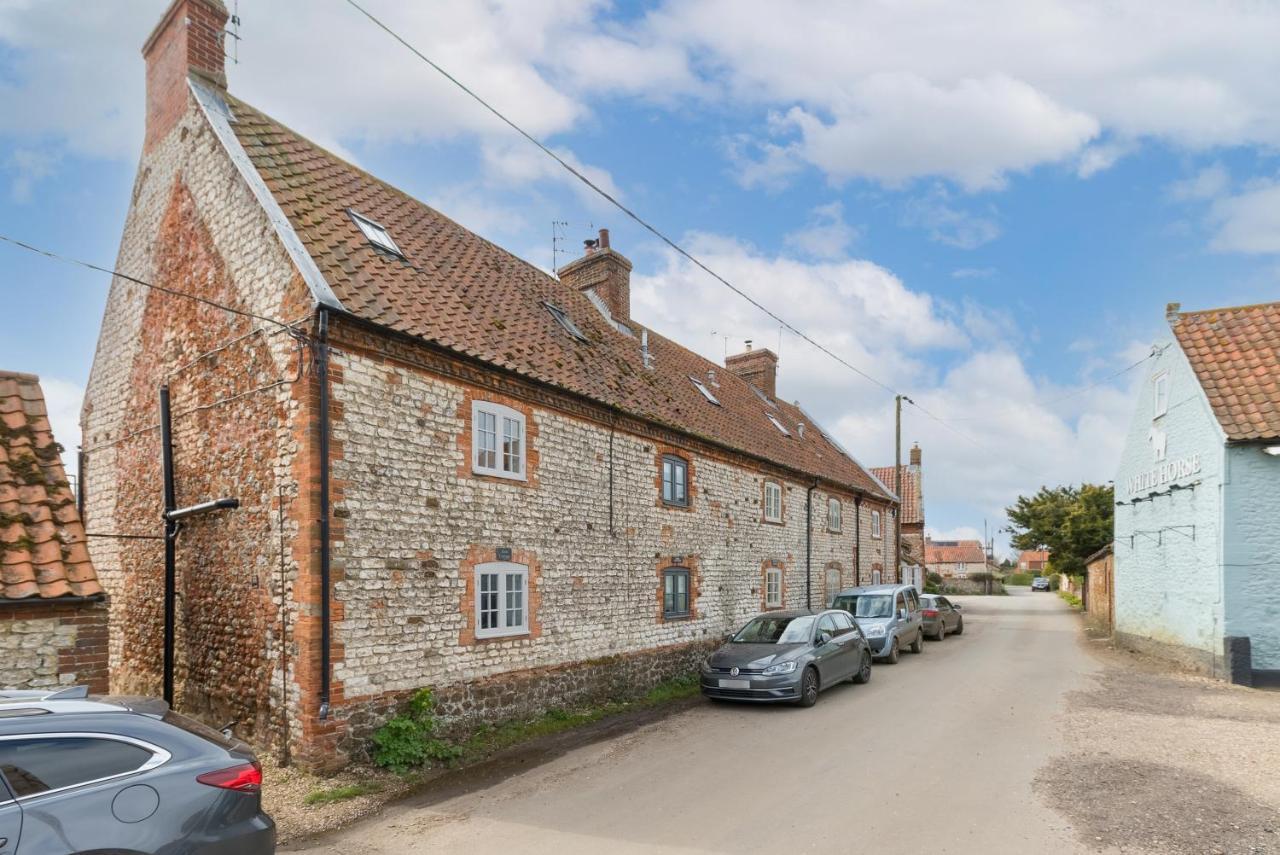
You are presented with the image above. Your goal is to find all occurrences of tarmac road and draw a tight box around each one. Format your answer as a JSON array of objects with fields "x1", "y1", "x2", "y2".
[{"x1": 293, "y1": 588, "x2": 1097, "y2": 854}]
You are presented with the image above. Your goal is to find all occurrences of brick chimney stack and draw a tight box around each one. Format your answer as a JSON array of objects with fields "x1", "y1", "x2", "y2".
[
  {"x1": 910, "y1": 443, "x2": 921, "y2": 467},
  {"x1": 725, "y1": 341, "x2": 779, "y2": 399},
  {"x1": 557, "y1": 228, "x2": 633, "y2": 323},
  {"x1": 142, "y1": 0, "x2": 229, "y2": 154}
]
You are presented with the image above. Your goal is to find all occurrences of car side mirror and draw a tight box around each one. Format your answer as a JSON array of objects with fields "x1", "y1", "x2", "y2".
[
  {"x1": 897, "y1": 609, "x2": 907, "y2": 620},
  {"x1": 818, "y1": 632, "x2": 832, "y2": 646},
  {"x1": 953, "y1": 603, "x2": 962, "y2": 610}
]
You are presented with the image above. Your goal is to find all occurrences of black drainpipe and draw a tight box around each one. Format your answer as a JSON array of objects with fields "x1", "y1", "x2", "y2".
[
  {"x1": 805, "y1": 481, "x2": 818, "y2": 609},
  {"x1": 159, "y1": 385, "x2": 177, "y2": 708},
  {"x1": 316, "y1": 309, "x2": 332, "y2": 721},
  {"x1": 854, "y1": 495, "x2": 863, "y2": 585}
]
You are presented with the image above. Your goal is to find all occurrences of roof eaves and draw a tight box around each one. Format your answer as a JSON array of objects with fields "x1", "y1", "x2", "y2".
[{"x1": 188, "y1": 77, "x2": 344, "y2": 313}]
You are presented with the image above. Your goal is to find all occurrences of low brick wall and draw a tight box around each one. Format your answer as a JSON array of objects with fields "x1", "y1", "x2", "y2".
[
  {"x1": 334, "y1": 638, "x2": 717, "y2": 761},
  {"x1": 0, "y1": 600, "x2": 109, "y2": 692}
]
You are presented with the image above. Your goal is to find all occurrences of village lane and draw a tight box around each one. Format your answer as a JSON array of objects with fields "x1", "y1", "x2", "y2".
[{"x1": 289, "y1": 590, "x2": 1101, "y2": 854}]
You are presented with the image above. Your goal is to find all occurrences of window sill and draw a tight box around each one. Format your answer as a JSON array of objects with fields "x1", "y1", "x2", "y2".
[
  {"x1": 661, "y1": 613, "x2": 694, "y2": 622},
  {"x1": 660, "y1": 500, "x2": 693, "y2": 511},
  {"x1": 471, "y1": 467, "x2": 528, "y2": 483},
  {"x1": 474, "y1": 629, "x2": 531, "y2": 642},
  {"x1": 761, "y1": 517, "x2": 785, "y2": 526}
]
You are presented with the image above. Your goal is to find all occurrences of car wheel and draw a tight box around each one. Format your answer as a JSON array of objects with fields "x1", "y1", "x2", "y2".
[
  {"x1": 852, "y1": 650, "x2": 872, "y2": 684},
  {"x1": 796, "y1": 666, "x2": 820, "y2": 707},
  {"x1": 885, "y1": 638, "x2": 900, "y2": 664},
  {"x1": 954, "y1": 617, "x2": 964, "y2": 635},
  {"x1": 934, "y1": 623, "x2": 946, "y2": 641},
  {"x1": 910, "y1": 630, "x2": 924, "y2": 654}
]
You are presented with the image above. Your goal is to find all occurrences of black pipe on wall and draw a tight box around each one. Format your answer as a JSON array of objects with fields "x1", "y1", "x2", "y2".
[
  {"x1": 159, "y1": 385, "x2": 177, "y2": 707},
  {"x1": 316, "y1": 309, "x2": 333, "y2": 721}
]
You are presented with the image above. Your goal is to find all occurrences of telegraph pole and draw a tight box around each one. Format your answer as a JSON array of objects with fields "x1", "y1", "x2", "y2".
[{"x1": 894, "y1": 395, "x2": 912, "y2": 583}]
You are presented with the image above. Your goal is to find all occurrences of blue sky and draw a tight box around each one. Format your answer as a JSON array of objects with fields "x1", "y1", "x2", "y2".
[{"x1": 2, "y1": 0, "x2": 1279, "y2": 555}]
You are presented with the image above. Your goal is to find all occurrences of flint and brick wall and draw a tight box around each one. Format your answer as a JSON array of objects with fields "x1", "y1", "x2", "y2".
[{"x1": 0, "y1": 602, "x2": 108, "y2": 692}]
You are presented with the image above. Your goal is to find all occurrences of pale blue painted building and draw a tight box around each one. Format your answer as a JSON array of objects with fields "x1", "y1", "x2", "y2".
[{"x1": 1114, "y1": 301, "x2": 1280, "y2": 684}]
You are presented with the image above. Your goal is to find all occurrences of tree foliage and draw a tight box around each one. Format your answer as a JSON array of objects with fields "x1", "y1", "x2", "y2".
[{"x1": 1005, "y1": 483, "x2": 1113, "y2": 576}]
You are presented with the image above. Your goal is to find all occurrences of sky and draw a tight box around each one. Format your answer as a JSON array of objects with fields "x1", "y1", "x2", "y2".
[{"x1": 1, "y1": 0, "x2": 1278, "y2": 557}]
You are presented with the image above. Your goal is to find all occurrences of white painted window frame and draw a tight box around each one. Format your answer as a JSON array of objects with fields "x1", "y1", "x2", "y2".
[
  {"x1": 765, "y1": 567, "x2": 783, "y2": 608},
  {"x1": 348, "y1": 209, "x2": 404, "y2": 257},
  {"x1": 474, "y1": 561, "x2": 529, "y2": 639},
  {"x1": 763, "y1": 481, "x2": 783, "y2": 522},
  {"x1": 871, "y1": 509, "x2": 882, "y2": 538},
  {"x1": 1152, "y1": 371, "x2": 1169, "y2": 419},
  {"x1": 472, "y1": 401, "x2": 526, "y2": 481},
  {"x1": 828, "y1": 497, "x2": 842, "y2": 532}
]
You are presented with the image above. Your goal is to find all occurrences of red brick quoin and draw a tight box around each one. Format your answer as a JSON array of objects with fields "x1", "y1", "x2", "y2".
[
  {"x1": 0, "y1": 602, "x2": 109, "y2": 693},
  {"x1": 655, "y1": 555, "x2": 701, "y2": 623}
]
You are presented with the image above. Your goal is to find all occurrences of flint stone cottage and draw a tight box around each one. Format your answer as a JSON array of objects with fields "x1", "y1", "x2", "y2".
[
  {"x1": 1, "y1": 371, "x2": 108, "y2": 693},
  {"x1": 872, "y1": 442, "x2": 925, "y2": 588},
  {"x1": 81, "y1": 0, "x2": 900, "y2": 769},
  {"x1": 1114, "y1": 301, "x2": 1280, "y2": 686},
  {"x1": 925, "y1": 539, "x2": 987, "y2": 579}
]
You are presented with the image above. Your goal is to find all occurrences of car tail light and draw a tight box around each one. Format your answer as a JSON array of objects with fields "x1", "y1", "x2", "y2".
[
  {"x1": 197, "y1": 761, "x2": 262, "y2": 793},
  {"x1": 922, "y1": 609, "x2": 938, "y2": 617}
]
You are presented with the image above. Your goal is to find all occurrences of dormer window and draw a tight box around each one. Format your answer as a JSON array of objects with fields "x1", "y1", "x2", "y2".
[
  {"x1": 348, "y1": 209, "x2": 404, "y2": 257},
  {"x1": 544, "y1": 302, "x2": 588, "y2": 342},
  {"x1": 690, "y1": 376, "x2": 721, "y2": 406},
  {"x1": 766, "y1": 413, "x2": 791, "y2": 436}
]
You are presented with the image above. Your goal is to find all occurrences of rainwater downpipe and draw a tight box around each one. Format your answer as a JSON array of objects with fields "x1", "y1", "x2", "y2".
[
  {"x1": 806, "y1": 481, "x2": 818, "y2": 608},
  {"x1": 854, "y1": 496, "x2": 863, "y2": 585},
  {"x1": 317, "y1": 308, "x2": 333, "y2": 721}
]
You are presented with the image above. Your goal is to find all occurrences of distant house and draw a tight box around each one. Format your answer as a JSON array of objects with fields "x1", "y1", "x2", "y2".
[
  {"x1": 1017, "y1": 549, "x2": 1050, "y2": 572},
  {"x1": 1, "y1": 371, "x2": 108, "y2": 693},
  {"x1": 925, "y1": 539, "x2": 987, "y2": 579},
  {"x1": 872, "y1": 443, "x2": 925, "y2": 589},
  {"x1": 1114, "y1": 301, "x2": 1280, "y2": 686}
]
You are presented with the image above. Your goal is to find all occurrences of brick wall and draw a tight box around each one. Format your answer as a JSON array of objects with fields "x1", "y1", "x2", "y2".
[
  {"x1": 1086, "y1": 552, "x2": 1114, "y2": 633},
  {"x1": 0, "y1": 601, "x2": 108, "y2": 692}
]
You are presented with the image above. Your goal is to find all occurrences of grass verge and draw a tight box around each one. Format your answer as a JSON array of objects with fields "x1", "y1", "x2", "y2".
[
  {"x1": 303, "y1": 781, "x2": 385, "y2": 806},
  {"x1": 1059, "y1": 590, "x2": 1083, "y2": 609}
]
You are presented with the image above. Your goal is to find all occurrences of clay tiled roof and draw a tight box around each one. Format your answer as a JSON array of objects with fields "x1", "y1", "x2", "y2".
[
  {"x1": 1017, "y1": 549, "x2": 1050, "y2": 566},
  {"x1": 222, "y1": 95, "x2": 891, "y2": 500},
  {"x1": 925, "y1": 539, "x2": 986, "y2": 565},
  {"x1": 1171, "y1": 301, "x2": 1280, "y2": 442},
  {"x1": 870, "y1": 465, "x2": 921, "y2": 524},
  {"x1": 0, "y1": 371, "x2": 102, "y2": 601}
]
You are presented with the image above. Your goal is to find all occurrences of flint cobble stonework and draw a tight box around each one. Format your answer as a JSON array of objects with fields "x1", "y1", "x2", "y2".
[{"x1": 0, "y1": 603, "x2": 108, "y2": 692}]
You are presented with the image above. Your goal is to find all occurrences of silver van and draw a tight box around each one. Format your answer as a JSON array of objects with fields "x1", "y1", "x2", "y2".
[{"x1": 829, "y1": 584, "x2": 925, "y2": 664}]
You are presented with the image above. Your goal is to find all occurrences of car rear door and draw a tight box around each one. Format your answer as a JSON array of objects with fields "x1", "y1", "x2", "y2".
[{"x1": 0, "y1": 775, "x2": 20, "y2": 855}]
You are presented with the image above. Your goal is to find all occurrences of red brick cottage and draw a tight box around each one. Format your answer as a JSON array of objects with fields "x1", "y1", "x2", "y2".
[
  {"x1": 81, "y1": 0, "x2": 901, "y2": 769},
  {"x1": 1, "y1": 371, "x2": 108, "y2": 693}
]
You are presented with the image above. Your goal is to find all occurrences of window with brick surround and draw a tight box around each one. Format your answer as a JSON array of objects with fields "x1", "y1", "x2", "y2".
[
  {"x1": 765, "y1": 567, "x2": 783, "y2": 608},
  {"x1": 472, "y1": 401, "x2": 526, "y2": 480},
  {"x1": 662, "y1": 454, "x2": 688, "y2": 507},
  {"x1": 871, "y1": 509, "x2": 882, "y2": 538},
  {"x1": 828, "y1": 497, "x2": 842, "y2": 532},
  {"x1": 663, "y1": 567, "x2": 691, "y2": 618},
  {"x1": 763, "y1": 480, "x2": 783, "y2": 522},
  {"x1": 475, "y1": 561, "x2": 528, "y2": 638}
]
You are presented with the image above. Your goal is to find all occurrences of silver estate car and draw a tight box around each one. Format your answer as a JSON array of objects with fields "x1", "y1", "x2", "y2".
[
  {"x1": 830, "y1": 584, "x2": 925, "y2": 664},
  {"x1": 701, "y1": 609, "x2": 873, "y2": 706}
]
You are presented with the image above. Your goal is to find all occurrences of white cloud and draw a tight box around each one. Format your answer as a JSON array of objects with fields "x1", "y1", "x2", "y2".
[
  {"x1": 1208, "y1": 180, "x2": 1280, "y2": 255},
  {"x1": 37, "y1": 376, "x2": 84, "y2": 477},
  {"x1": 6, "y1": 147, "x2": 58, "y2": 201},
  {"x1": 1076, "y1": 139, "x2": 1134, "y2": 178},
  {"x1": 902, "y1": 188, "x2": 1001, "y2": 250},
  {"x1": 783, "y1": 202, "x2": 858, "y2": 259},
  {"x1": 1169, "y1": 163, "x2": 1230, "y2": 201}
]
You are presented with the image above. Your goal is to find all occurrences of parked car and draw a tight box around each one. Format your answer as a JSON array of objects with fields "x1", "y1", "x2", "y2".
[
  {"x1": 829, "y1": 584, "x2": 925, "y2": 664},
  {"x1": 701, "y1": 609, "x2": 873, "y2": 706},
  {"x1": 1031, "y1": 576, "x2": 1051, "y2": 592},
  {"x1": 0, "y1": 686, "x2": 275, "y2": 855},
  {"x1": 919, "y1": 593, "x2": 964, "y2": 640}
]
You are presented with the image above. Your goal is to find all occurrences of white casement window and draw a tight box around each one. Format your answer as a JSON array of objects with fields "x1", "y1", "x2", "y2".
[
  {"x1": 828, "y1": 498, "x2": 842, "y2": 532},
  {"x1": 763, "y1": 481, "x2": 783, "y2": 522},
  {"x1": 871, "y1": 570, "x2": 882, "y2": 585},
  {"x1": 871, "y1": 510, "x2": 882, "y2": 538},
  {"x1": 1152, "y1": 371, "x2": 1169, "y2": 419},
  {"x1": 472, "y1": 401, "x2": 526, "y2": 480},
  {"x1": 475, "y1": 562, "x2": 529, "y2": 638},
  {"x1": 765, "y1": 567, "x2": 783, "y2": 608}
]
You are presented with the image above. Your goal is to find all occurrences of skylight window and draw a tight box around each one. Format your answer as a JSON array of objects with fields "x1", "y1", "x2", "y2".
[
  {"x1": 348, "y1": 210, "x2": 404, "y2": 257},
  {"x1": 689, "y1": 376, "x2": 721, "y2": 406},
  {"x1": 750, "y1": 385, "x2": 777, "y2": 408},
  {"x1": 766, "y1": 413, "x2": 791, "y2": 437},
  {"x1": 544, "y1": 302, "x2": 588, "y2": 342}
]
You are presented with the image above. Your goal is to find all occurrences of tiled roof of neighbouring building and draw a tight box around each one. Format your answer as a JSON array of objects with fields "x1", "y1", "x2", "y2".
[
  {"x1": 215, "y1": 89, "x2": 893, "y2": 501},
  {"x1": 1170, "y1": 301, "x2": 1280, "y2": 442},
  {"x1": 0, "y1": 371, "x2": 102, "y2": 601},
  {"x1": 925, "y1": 539, "x2": 986, "y2": 564},
  {"x1": 870, "y1": 465, "x2": 921, "y2": 524}
]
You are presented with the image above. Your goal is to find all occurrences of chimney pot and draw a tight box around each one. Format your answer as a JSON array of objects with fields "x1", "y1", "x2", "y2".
[
  {"x1": 558, "y1": 226, "x2": 632, "y2": 323},
  {"x1": 598, "y1": 228, "x2": 610, "y2": 249},
  {"x1": 910, "y1": 443, "x2": 921, "y2": 467},
  {"x1": 1166, "y1": 302, "x2": 1182, "y2": 323}
]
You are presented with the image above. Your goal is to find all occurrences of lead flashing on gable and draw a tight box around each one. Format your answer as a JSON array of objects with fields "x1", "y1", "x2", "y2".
[{"x1": 188, "y1": 77, "x2": 343, "y2": 312}]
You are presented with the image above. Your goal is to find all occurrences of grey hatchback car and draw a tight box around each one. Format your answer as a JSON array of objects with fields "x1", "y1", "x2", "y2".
[
  {"x1": 919, "y1": 593, "x2": 964, "y2": 640},
  {"x1": 701, "y1": 609, "x2": 873, "y2": 706},
  {"x1": 830, "y1": 584, "x2": 925, "y2": 664},
  {"x1": 0, "y1": 687, "x2": 274, "y2": 855}
]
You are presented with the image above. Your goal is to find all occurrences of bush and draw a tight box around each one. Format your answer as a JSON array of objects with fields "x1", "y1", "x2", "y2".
[
  {"x1": 371, "y1": 688, "x2": 462, "y2": 773},
  {"x1": 968, "y1": 571, "x2": 993, "y2": 583},
  {"x1": 926, "y1": 572, "x2": 944, "y2": 586},
  {"x1": 923, "y1": 582, "x2": 941, "y2": 594},
  {"x1": 1006, "y1": 572, "x2": 1033, "y2": 586}
]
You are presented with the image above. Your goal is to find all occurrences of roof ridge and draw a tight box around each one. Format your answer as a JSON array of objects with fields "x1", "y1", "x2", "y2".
[
  {"x1": 1173, "y1": 299, "x2": 1280, "y2": 318},
  {"x1": 0, "y1": 370, "x2": 40, "y2": 382}
]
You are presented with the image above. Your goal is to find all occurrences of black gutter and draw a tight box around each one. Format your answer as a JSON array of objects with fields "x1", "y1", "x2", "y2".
[
  {"x1": 316, "y1": 308, "x2": 332, "y2": 721},
  {"x1": 805, "y1": 481, "x2": 818, "y2": 609},
  {"x1": 159, "y1": 385, "x2": 178, "y2": 707}
]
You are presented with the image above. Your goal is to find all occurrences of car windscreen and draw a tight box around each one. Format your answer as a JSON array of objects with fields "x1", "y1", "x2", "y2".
[
  {"x1": 833, "y1": 594, "x2": 894, "y2": 618},
  {"x1": 732, "y1": 615, "x2": 816, "y2": 644}
]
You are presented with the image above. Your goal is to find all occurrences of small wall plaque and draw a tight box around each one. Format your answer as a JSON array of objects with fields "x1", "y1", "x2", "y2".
[
  {"x1": 496, "y1": 547, "x2": 513, "y2": 561},
  {"x1": 672, "y1": 555, "x2": 686, "y2": 566}
]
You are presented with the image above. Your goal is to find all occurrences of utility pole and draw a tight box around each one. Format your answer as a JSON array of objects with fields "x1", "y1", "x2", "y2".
[{"x1": 894, "y1": 395, "x2": 912, "y2": 583}]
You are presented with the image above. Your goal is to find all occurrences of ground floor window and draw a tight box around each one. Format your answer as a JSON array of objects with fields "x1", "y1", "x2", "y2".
[
  {"x1": 476, "y1": 562, "x2": 529, "y2": 638},
  {"x1": 663, "y1": 567, "x2": 691, "y2": 618},
  {"x1": 765, "y1": 567, "x2": 784, "y2": 608}
]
